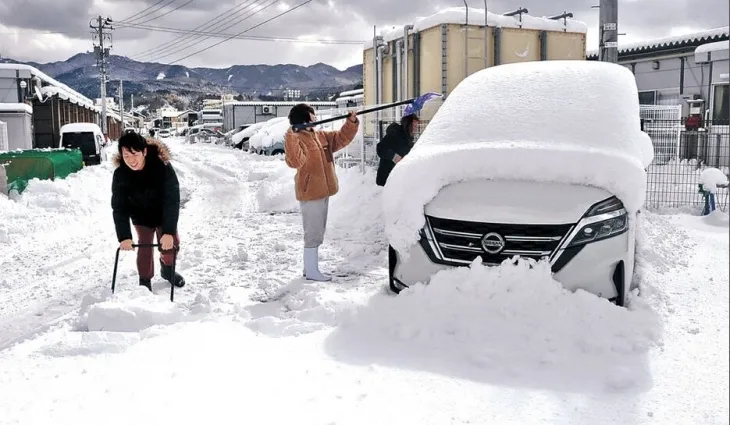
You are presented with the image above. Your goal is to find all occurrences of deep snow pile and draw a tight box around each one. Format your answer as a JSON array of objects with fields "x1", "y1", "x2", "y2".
[
  {"x1": 327, "y1": 257, "x2": 662, "y2": 393},
  {"x1": 382, "y1": 60, "x2": 655, "y2": 254}
]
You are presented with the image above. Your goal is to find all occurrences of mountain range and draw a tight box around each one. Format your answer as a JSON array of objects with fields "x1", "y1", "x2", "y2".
[{"x1": 0, "y1": 52, "x2": 364, "y2": 102}]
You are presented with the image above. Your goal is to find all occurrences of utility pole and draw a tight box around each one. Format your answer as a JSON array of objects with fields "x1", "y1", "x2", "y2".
[
  {"x1": 598, "y1": 0, "x2": 618, "y2": 63},
  {"x1": 90, "y1": 16, "x2": 113, "y2": 135},
  {"x1": 119, "y1": 79, "x2": 124, "y2": 128}
]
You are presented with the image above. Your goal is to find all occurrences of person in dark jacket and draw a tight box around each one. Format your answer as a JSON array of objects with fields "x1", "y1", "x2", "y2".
[
  {"x1": 376, "y1": 113, "x2": 420, "y2": 293},
  {"x1": 375, "y1": 113, "x2": 420, "y2": 186},
  {"x1": 111, "y1": 131, "x2": 185, "y2": 291}
]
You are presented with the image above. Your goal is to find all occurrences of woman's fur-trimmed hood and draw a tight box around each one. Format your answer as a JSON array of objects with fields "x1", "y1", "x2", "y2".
[{"x1": 112, "y1": 138, "x2": 172, "y2": 168}]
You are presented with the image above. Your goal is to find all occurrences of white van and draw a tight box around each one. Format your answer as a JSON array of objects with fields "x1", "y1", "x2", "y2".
[
  {"x1": 59, "y1": 123, "x2": 108, "y2": 166},
  {"x1": 382, "y1": 61, "x2": 654, "y2": 307}
]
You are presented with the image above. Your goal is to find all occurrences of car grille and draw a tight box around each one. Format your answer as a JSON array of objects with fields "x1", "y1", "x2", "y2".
[{"x1": 426, "y1": 215, "x2": 574, "y2": 265}]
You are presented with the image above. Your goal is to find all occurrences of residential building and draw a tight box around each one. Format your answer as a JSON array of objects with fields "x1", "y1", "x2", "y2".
[
  {"x1": 363, "y1": 6, "x2": 589, "y2": 139},
  {"x1": 586, "y1": 27, "x2": 729, "y2": 119},
  {"x1": 221, "y1": 101, "x2": 337, "y2": 132},
  {"x1": 0, "y1": 63, "x2": 122, "y2": 150}
]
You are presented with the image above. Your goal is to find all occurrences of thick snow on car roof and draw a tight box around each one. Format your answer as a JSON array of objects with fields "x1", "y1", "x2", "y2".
[
  {"x1": 60, "y1": 123, "x2": 102, "y2": 133},
  {"x1": 382, "y1": 60, "x2": 654, "y2": 255}
]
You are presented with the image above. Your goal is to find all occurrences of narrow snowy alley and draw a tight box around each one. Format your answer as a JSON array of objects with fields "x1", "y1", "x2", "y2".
[{"x1": 0, "y1": 138, "x2": 728, "y2": 425}]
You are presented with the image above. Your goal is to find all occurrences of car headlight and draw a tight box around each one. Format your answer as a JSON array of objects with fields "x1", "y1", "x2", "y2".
[
  {"x1": 568, "y1": 196, "x2": 628, "y2": 247},
  {"x1": 584, "y1": 196, "x2": 625, "y2": 216},
  {"x1": 568, "y1": 213, "x2": 627, "y2": 246}
]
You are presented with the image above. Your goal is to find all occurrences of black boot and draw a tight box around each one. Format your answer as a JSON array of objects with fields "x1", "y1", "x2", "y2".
[
  {"x1": 160, "y1": 259, "x2": 185, "y2": 288},
  {"x1": 139, "y1": 278, "x2": 152, "y2": 291}
]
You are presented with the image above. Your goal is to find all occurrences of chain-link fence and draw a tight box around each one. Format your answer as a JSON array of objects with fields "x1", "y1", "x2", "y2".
[{"x1": 643, "y1": 118, "x2": 729, "y2": 211}]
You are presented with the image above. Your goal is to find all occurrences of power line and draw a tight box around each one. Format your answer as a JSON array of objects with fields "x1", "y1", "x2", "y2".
[
  {"x1": 166, "y1": 0, "x2": 314, "y2": 65},
  {"x1": 118, "y1": 0, "x2": 171, "y2": 23},
  {"x1": 116, "y1": 23, "x2": 362, "y2": 44},
  {"x1": 0, "y1": 25, "x2": 362, "y2": 45},
  {"x1": 124, "y1": 0, "x2": 194, "y2": 26},
  {"x1": 139, "y1": 0, "x2": 279, "y2": 62},
  {"x1": 124, "y1": 0, "x2": 261, "y2": 60}
]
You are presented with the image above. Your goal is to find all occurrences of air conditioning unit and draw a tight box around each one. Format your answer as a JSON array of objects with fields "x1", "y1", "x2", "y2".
[{"x1": 262, "y1": 106, "x2": 272, "y2": 114}]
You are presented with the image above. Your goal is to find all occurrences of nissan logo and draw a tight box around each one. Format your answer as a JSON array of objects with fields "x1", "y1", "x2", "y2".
[{"x1": 481, "y1": 232, "x2": 506, "y2": 254}]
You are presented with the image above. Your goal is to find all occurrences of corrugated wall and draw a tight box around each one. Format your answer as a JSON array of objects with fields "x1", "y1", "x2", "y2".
[{"x1": 363, "y1": 22, "x2": 588, "y2": 131}]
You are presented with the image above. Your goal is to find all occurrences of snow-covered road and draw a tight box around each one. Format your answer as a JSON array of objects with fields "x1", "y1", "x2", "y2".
[{"x1": 0, "y1": 138, "x2": 727, "y2": 424}]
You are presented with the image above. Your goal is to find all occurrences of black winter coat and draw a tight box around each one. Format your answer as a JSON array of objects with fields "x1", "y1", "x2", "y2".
[
  {"x1": 111, "y1": 139, "x2": 181, "y2": 242},
  {"x1": 375, "y1": 123, "x2": 414, "y2": 186}
]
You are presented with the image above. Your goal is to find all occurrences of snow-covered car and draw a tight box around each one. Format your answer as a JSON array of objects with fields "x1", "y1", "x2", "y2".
[
  {"x1": 231, "y1": 121, "x2": 267, "y2": 151},
  {"x1": 382, "y1": 60, "x2": 655, "y2": 307},
  {"x1": 259, "y1": 119, "x2": 292, "y2": 156},
  {"x1": 59, "y1": 122, "x2": 108, "y2": 166},
  {"x1": 248, "y1": 117, "x2": 288, "y2": 154}
]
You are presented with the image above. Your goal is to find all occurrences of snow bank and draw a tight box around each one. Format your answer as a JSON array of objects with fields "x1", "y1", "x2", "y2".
[
  {"x1": 383, "y1": 60, "x2": 652, "y2": 254},
  {"x1": 700, "y1": 167, "x2": 728, "y2": 193},
  {"x1": 703, "y1": 209, "x2": 730, "y2": 227},
  {"x1": 256, "y1": 165, "x2": 298, "y2": 213},
  {"x1": 364, "y1": 7, "x2": 587, "y2": 47},
  {"x1": 327, "y1": 258, "x2": 662, "y2": 392},
  {"x1": 79, "y1": 289, "x2": 186, "y2": 333},
  {"x1": 328, "y1": 166, "x2": 387, "y2": 267}
]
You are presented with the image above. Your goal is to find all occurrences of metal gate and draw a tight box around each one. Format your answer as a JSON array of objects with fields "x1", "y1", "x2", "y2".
[{"x1": 640, "y1": 105, "x2": 682, "y2": 164}]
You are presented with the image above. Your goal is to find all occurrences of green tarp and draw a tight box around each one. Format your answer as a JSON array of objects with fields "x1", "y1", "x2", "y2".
[{"x1": 0, "y1": 149, "x2": 83, "y2": 194}]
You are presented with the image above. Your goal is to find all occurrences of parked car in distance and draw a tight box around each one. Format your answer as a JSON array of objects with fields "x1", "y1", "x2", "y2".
[{"x1": 59, "y1": 122, "x2": 108, "y2": 166}]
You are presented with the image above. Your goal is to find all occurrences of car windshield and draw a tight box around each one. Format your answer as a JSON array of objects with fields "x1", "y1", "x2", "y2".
[{"x1": 62, "y1": 132, "x2": 96, "y2": 154}]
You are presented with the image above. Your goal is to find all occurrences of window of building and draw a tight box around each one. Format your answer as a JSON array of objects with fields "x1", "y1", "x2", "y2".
[
  {"x1": 711, "y1": 84, "x2": 729, "y2": 124},
  {"x1": 638, "y1": 90, "x2": 657, "y2": 105}
]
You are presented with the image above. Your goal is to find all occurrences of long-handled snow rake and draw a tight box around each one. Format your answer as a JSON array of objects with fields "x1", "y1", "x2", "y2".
[
  {"x1": 291, "y1": 92, "x2": 443, "y2": 132},
  {"x1": 111, "y1": 243, "x2": 179, "y2": 302}
]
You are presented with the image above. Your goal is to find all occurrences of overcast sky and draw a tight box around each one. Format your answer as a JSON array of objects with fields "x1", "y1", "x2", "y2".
[{"x1": 0, "y1": 0, "x2": 727, "y2": 70}]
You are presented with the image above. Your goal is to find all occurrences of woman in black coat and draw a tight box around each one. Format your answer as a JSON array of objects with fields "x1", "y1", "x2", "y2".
[
  {"x1": 375, "y1": 113, "x2": 419, "y2": 293},
  {"x1": 111, "y1": 131, "x2": 185, "y2": 291},
  {"x1": 375, "y1": 113, "x2": 419, "y2": 187}
]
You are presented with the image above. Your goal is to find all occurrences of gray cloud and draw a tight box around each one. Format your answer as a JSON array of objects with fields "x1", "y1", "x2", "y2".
[{"x1": 0, "y1": 0, "x2": 726, "y2": 69}]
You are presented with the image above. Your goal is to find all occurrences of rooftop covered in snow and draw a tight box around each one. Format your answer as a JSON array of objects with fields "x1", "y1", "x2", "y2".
[
  {"x1": 694, "y1": 40, "x2": 729, "y2": 63},
  {"x1": 0, "y1": 63, "x2": 99, "y2": 112},
  {"x1": 586, "y1": 26, "x2": 729, "y2": 59},
  {"x1": 364, "y1": 7, "x2": 588, "y2": 48}
]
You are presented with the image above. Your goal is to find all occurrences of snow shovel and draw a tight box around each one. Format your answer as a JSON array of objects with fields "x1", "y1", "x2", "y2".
[
  {"x1": 291, "y1": 92, "x2": 443, "y2": 132},
  {"x1": 110, "y1": 243, "x2": 179, "y2": 302}
]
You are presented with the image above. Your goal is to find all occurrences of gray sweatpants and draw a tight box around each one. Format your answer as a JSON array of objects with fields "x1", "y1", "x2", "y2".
[{"x1": 300, "y1": 197, "x2": 329, "y2": 248}]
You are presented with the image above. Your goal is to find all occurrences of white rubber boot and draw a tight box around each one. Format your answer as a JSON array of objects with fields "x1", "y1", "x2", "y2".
[{"x1": 304, "y1": 247, "x2": 331, "y2": 282}]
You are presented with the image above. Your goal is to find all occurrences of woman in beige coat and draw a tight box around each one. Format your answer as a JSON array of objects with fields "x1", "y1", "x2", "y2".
[{"x1": 284, "y1": 103, "x2": 359, "y2": 281}]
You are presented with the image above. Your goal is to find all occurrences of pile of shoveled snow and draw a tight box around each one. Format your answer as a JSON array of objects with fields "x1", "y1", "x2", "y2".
[
  {"x1": 325, "y1": 257, "x2": 663, "y2": 393},
  {"x1": 255, "y1": 161, "x2": 298, "y2": 213},
  {"x1": 76, "y1": 288, "x2": 188, "y2": 333}
]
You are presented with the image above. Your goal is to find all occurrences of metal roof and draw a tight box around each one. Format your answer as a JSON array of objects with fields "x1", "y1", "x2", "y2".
[{"x1": 586, "y1": 26, "x2": 729, "y2": 59}]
